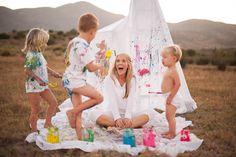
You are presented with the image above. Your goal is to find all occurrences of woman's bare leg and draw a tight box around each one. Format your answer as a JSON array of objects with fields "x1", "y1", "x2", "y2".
[
  {"x1": 96, "y1": 115, "x2": 115, "y2": 127},
  {"x1": 131, "y1": 114, "x2": 149, "y2": 128}
]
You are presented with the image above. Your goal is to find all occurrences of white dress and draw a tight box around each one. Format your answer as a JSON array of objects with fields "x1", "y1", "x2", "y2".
[
  {"x1": 62, "y1": 37, "x2": 95, "y2": 92},
  {"x1": 90, "y1": 76, "x2": 155, "y2": 122},
  {"x1": 24, "y1": 51, "x2": 48, "y2": 93}
]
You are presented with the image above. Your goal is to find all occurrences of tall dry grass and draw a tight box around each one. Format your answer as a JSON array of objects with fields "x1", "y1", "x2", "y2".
[{"x1": 0, "y1": 56, "x2": 235, "y2": 157}]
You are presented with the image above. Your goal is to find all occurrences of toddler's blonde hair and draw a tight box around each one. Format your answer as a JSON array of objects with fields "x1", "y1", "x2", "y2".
[
  {"x1": 22, "y1": 28, "x2": 49, "y2": 53},
  {"x1": 163, "y1": 44, "x2": 182, "y2": 62}
]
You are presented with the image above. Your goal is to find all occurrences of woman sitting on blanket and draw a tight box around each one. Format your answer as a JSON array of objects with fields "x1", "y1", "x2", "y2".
[{"x1": 91, "y1": 53, "x2": 154, "y2": 129}]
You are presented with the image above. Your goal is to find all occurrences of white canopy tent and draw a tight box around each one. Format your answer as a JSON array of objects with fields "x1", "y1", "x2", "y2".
[
  {"x1": 91, "y1": 0, "x2": 197, "y2": 113},
  {"x1": 26, "y1": 1, "x2": 203, "y2": 154}
]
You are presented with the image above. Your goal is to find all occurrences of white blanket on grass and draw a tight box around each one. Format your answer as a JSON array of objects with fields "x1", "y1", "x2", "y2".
[{"x1": 31, "y1": 99, "x2": 203, "y2": 157}]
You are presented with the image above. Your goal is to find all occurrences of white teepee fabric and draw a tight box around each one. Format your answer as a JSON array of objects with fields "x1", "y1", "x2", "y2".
[{"x1": 91, "y1": 0, "x2": 197, "y2": 113}]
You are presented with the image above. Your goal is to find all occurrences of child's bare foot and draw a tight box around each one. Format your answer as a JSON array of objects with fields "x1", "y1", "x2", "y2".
[
  {"x1": 44, "y1": 124, "x2": 53, "y2": 128},
  {"x1": 66, "y1": 110, "x2": 76, "y2": 128},
  {"x1": 162, "y1": 133, "x2": 176, "y2": 139},
  {"x1": 76, "y1": 128, "x2": 82, "y2": 140},
  {"x1": 161, "y1": 131, "x2": 170, "y2": 136},
  {"x1": 44, "y1": 122, "x2": 54, "y2": 128}
]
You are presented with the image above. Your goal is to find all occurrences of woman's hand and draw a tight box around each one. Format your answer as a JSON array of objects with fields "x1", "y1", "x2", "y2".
[
  {"x1": 115, "y1": 118, "x2": 125, "y2": 129},
  {"x1": 123, "y1": 118, "x2": 132, "y2": 128}
]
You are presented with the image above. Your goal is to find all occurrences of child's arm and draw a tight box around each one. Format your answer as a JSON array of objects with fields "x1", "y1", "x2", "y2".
[
  {"x1": 167, "y1": 70, "x2": 181, "y2": 105},
  {"x1": 47, "y1": 66, "x2": 62, "y2": 78},
  {"x1": 24, "y1": 68, "x2": 47, "y2": 86},
  {"x1": 95, "y1": 40, "x2": 107, "y2": 61},
  {"x1": 86, "y1": 61, "x2": 103, "y2": 73}
]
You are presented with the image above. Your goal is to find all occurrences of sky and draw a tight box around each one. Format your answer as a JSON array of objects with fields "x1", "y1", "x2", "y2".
[{"x1": 0, "y1": 0, "x2": 235, "y2": 24}]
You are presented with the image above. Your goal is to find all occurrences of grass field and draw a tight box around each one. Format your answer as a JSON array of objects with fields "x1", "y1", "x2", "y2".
[{"x1": 0, "y1": 55, "x2": 235, "y2": 157}]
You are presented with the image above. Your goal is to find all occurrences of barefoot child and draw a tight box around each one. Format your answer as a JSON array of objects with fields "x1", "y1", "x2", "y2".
[
  {"x1": 161, "y1": 45, "x2": 183, "y2": 139},
  {"x1": 23, "y1": 28, "x2": 62, "y2": 142},
  {"x1": 62, "y1": 13, "x2": 104, "y2": 140}
]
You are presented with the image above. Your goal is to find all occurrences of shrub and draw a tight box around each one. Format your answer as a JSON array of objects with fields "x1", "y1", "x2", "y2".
[
  {"x1": 49, "y1": 30, "x2": 54, "y2": 33},
  {"x1": 66, "y1": 29, "x2": 77, "y2": 36},
  {"x1": 57, "y1": 31, "x2": 65, "y2": 36},
  {"x1": 48, "y1": 36, "x2": 56, "y2": 45},
  {"x1": 53, "y1": 47, "x2": 64, "y2": 52},
  {"x1": 183, "y1": 57, "x2": 194, "y2": 64},
  {"x1": 180, "y1": 59, "x2": 187, "y2": 68},
  {"x1": 229, "y1": 60, "x2": 236, "y2": 66},
  {"x1": 217, "y1": 61, "x2": 226, "y2": 71},
  {"x1": 0, "y1": 33, "x2": 10, "y2": 39},
  {"x1": 186, "y1": 49, "x2": 196, "y2": 56},
  {"x1": 196, "y1": 57, "x2": 210, "y2": 65},
  {"x1": 13, "y1": 31, "x2": 26, "y2": 39},
  {"x1": 0, "y1": 50, "x2": 12, "y2": 56}
]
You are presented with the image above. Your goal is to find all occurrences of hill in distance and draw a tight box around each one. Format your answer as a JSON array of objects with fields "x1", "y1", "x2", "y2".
[{"x1": 0, "y1": 2, "x2": 236, "y2": 49}]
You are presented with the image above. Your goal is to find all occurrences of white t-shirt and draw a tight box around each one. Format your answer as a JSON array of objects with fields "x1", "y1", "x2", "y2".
[
  {"x1": 103, "y1": 76, "x2": 136, "y2": 120},
  {"x1": 24, "y1": 51, "x2": 48, "y2": 93},
  {"x1": 64, "y1": 37, "x2": 95, "y2": 81}
]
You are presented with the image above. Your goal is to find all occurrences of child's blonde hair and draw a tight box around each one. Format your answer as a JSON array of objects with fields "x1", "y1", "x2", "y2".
[
  {"x1": 22, "y1": 28, "x2": 49, "y2": 53},
  {"x1": 111, "y1": 53, "x2": 133, "y2": 99},
  {"x1": 78, "y1": 13, "x2": 99, "y2": 33},
  {"x1": 163, "y1": 44, "x2": 182, "y2": 62}
]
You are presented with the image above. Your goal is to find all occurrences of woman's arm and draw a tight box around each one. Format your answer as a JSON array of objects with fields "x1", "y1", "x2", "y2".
[
  {"x1": 125, "y1": 78, "x2": 136, "y2": 119},
  {"x1": 86, "y1": 62, "x2": 103, "y2": 72},
  {"x1": 104, "y1": 76, "x2": 121, "y2": 121}
]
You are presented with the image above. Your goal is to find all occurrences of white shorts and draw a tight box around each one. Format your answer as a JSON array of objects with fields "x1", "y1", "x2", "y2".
[
  {"x1": 25, "y1": 81, "x2": 49, "y2": 93},
  {"x1": 62, "y1": 76, "x2": 87, "y2": 91},
  {"x1": 163, "y1": 92, "x2": 184, "y2": 109}
]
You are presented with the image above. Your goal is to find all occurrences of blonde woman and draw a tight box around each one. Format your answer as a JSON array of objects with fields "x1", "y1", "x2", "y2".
[
  {"x1": 23, "y1": 28, "x2": 61, "y2": 142},
  {"x1": 92, "y1": 53, "x2": 154, "y2": 129}
]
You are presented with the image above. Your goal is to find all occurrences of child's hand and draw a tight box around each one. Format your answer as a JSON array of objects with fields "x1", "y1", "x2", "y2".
[
  {"x1": 167, "y1": 94, "x2": 173, "y2": 105},
  {"x1": 97, "y1": 65, "x2": 105, "y2": 77},
  {"x1": 36, "y1": 78, "x2": 47, "y2": 86},
  {"x1": 52, "y1": 72, "x2": 62, "y2": 78},
  {"x1": 98, "y1": 40, "x2": 106, "y2": 51}
]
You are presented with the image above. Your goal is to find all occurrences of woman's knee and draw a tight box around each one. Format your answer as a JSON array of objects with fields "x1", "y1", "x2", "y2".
[
  {"x1": 96, "y1": 115, "x2": 115, "y2": 127},
  {"x1": 96, "y1": 94, "x2": 104, "y2": 104}
]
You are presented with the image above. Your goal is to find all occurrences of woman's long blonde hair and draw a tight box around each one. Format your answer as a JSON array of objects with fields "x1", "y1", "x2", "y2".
[
  {"x1": 111, "y1": 53, "x2": 133, "y2": 99},
  {"x1": 22, "y1": 28, "x2": 49, "y2": 53}
]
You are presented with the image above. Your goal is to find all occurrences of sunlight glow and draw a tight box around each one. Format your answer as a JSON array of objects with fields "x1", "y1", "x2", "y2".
[{"x1": 0, "y1": 0, "x2": 235, "y2": 24}]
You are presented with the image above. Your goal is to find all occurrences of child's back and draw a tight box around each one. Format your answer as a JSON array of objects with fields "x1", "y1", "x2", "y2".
[
  {"x1": 160, "y1": 45, "x2": 183, "y2": 139},
  {"x1": 161, "y1": 68, "x2": 176, "y2": 93}
]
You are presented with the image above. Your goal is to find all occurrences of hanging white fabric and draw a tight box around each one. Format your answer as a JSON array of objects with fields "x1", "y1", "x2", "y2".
[{"x1": 91, "y1": 0, "x2": 197, "y2": 113}]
